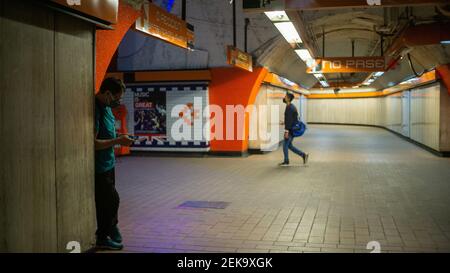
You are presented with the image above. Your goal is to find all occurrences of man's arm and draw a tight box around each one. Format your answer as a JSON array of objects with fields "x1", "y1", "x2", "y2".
[
  {"x1": 95, "y1": 132, "x2": 134, "y2": 151},
  {"x1": 95, "y1": 131, "x2": 117, "y2": 151}
]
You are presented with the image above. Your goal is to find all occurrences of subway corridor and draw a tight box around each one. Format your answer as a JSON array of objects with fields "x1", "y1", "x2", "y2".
[{"x1": 114, "y1": 125, "x2": 450, "y2": 253}]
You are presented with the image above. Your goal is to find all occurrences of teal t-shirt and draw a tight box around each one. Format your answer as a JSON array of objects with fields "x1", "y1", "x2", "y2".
[{"x1": 95, "y1": 99, "x2": 116, "y2": 174}]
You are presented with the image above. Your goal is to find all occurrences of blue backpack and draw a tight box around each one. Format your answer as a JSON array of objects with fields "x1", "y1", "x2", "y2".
[{"x1": 292, "y1": 120, "x2": 307, "y2": 138}]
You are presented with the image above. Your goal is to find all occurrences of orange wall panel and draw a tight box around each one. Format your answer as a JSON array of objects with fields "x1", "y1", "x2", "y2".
[
  {"x1": 437, "y1": 64, "x2": 450, "y2": 96},
  {"x1": 95, "y1": 2, "x2": 141, "y2": 92},
  {"x1": 209, "y1": 67, "x2": 268, "y2": 153}
]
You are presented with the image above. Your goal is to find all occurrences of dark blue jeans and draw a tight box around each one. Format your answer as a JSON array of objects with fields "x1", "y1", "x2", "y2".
[{"x1": 283, "y1": 133, "x2": 305, "y2": 163}]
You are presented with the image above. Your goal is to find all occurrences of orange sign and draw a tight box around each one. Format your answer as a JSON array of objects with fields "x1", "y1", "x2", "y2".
[
  {"x1": 50, "y1": 0, "x2": 118, "y2": 24},
  {"x1": 135, "y1": 2, "x2": 193, "y2": 49},
  {"x1": 227, "y1": 46, "x2": 253, "y2": 72},
  {"x1": 306, "y1": 57, "x2": 386, "y2": 73}
]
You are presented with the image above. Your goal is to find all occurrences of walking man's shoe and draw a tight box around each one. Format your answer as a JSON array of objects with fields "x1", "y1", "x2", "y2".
[
  {"x1": 96, "y1": 237, "x2": 123, "y2": 251},
  {"x1": 303, "y1": 154, "x2": 309, "y2": 165},
  {"x1": 279, "y1": 161, "x2": 290, "y2": 166},
  {"x1": 110, "y1": 225, "x2": 122, "y2": 244}
]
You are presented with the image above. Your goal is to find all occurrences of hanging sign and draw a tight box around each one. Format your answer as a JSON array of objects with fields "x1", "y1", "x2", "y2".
[
  {"x1": 227, "y1": 46, "x2": 253, "y2": 72},
  {"x1": 306, "y1": 57, "x2": 386, "y2": 73},
  {"x1": 135, "y1": 2, "x2": 194, "y2": 50}
]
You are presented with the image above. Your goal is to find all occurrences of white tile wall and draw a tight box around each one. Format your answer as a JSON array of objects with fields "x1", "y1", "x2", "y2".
[
  {"x1": 123, "y1": 83, "x2": 210, "y2": 151},
  {"x1": 166, "y1": 88, "x2": 209, "y2": 143},
  {"x1": 307, "y1": 83, "x2": 442, "y2": 151}
]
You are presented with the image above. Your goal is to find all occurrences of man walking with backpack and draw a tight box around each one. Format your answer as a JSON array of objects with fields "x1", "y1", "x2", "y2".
[{"x1": 279, "y1": 93, "x2": 309, "y2": 166}]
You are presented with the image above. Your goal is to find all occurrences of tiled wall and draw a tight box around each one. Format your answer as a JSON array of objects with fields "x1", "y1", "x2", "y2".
[
  {"x1": 123, "y1": 82, "x2": 210, "y2": 152},
  {"x1": 249, "y1": 84, "x2": 303, "y2": 151},
  {"x1": 410, "y1": 84, "x2": 440, "y2": 151},
  {"x1": 384, "y1": 93, "x2": 403, "y2": 135},
  {"x1": 307, "y1": 83, "x2": 444, "y2": 151},
  {"x1": 307, "y1": 97, "x2": 385, "y2": 126}
]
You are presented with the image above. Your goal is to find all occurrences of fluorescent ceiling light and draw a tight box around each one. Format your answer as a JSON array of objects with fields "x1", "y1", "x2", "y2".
[
  {"x1": 313, "y1": 73, "x2": 324, "y2": 80},
  {"x1": 320, "y1": 81, "x2": 329, "y2": 87},
  {"x1": 305, "y1": 58, "x2": 316, "y2": 68},
  {"x1": 274, "y1": 22, "x2": 302, "y2": 44},
  {"x1": 264, "y1": 11, "x2": 289, "y2": 22},
  {"x1": 295, "y1": 49, "x2": 312, "y2": 62},
  {"x1": 280, "y1": 77, "x2": 295, "y2": 87},
  {"x1": 374, "y1": 72, "x2": 384, "y2": 77},
  {"x1": 441, "y1": 40, "x2": 450, "y2": 45}
]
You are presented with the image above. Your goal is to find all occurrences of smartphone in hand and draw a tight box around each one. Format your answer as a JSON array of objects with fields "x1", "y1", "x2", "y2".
[
  {"x1": 127, "y1": 135, "x2": 146, "y2": 142},
  {"x1": 127, "y1": 135, "x2": 139, "y2": 141}
]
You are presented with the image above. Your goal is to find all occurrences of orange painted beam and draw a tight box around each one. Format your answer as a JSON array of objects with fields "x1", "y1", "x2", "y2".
[
  {"x1": 105, "y1": 72, "x2": 124, "y2": 82},
  {"x1": 95, "y1": 2, "x2": 141, "y2": 92},
  {"x1": 209, "y1": 67, "x2": 268, "y2": 153},
  {"x1": 307, "y1": 91, "x2": 385, "y2": 99},
  {"x1": 308, "y1": 70, "x2": 438, "y2": 99},
  {"x1": 437, "y1": 64, "x2": 450, "y2": 96}
]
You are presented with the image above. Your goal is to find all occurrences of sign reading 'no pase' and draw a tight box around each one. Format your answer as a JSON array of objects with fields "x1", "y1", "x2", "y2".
[{"x1": 306, "y1": 57, "x2": 386, "y2": 73}]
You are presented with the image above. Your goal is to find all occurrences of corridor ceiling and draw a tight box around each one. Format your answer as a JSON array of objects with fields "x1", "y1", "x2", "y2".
[{"x1": 246, "y1": 1, "x2": 450, "y2": 90}]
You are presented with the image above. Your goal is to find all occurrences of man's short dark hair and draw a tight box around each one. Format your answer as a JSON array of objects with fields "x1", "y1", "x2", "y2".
[
  {"x1": 286, "y1": 92, "x2": 295, "y2": 102},
  {"x1": 100, "y1": 77, "x2": 125, "y2": 95}
]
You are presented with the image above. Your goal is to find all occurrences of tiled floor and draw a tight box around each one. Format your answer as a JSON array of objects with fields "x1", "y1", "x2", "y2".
[{"x1": 112, "y1": 125, "x2": 450, "y2": 253}]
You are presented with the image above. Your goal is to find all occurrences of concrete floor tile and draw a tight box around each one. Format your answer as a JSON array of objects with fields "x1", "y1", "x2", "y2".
[{"x1": 112, "y1": 125, "x2": 450, "y2": 253}]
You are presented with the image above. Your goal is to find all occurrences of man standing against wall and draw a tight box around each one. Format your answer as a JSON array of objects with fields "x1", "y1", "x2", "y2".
[
  {"x1": 280, "y1": 93, "x2": 309, "y2": 166},
  {"x1": 94, "y1": 78, "x2": 134, "y2": 250}
]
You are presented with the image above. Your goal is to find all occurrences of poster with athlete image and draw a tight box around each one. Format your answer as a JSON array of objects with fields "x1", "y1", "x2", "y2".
[{"x1": 134, "y1": 90, "x2": 167, "y2": 136}]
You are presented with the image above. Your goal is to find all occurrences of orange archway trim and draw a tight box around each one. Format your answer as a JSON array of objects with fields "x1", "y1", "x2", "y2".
[
  {"x1": 209, "y1": 67, "x2": 268, "y2": 153},
  {"x1": 95, "y1": 2, "x2": 141, "y2": 92}
]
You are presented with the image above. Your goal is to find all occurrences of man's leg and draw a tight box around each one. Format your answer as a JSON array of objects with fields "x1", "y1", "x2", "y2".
[
  {"x1": 95, "y1": 170, "x2": 111, "y2": 240},
  {"x1": 109, "y1": 169, "x2": 122, "y2": 243},
  {"x1": 288, "y1": 136, "x2": 306, "y2": 158},
  {"x1": 95, "y1": 168, "x2": 122, "y2": 249},
  {"x1": 282, "y1": 136, "x2": 290, "y2": 163},
  {"x1": 110, "y1": 168, "x2": 120, "y2": 228}
]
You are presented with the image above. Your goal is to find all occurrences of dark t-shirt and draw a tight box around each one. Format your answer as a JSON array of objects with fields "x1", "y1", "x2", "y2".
[
  {"x1": 95, "y1": 99, "x2": 116, "y2": 174},
  {"x1": 284, "y1": 103, "x2": 299, "y2": 132}
]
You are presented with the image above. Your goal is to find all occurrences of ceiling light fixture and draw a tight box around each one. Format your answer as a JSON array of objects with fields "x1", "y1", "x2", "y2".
[
  {"x1": 274, "y1": 22, "x2": 302, "y2": 44},
  {"x1": 264, "y1": 11, "x2": 289, "y2": 22},
  {"x1": 320, "y1": 80, "x2": 330, "y2": 88},
  {"x1": 295, "y1": 49, "x2": 312, "y2": 62}
]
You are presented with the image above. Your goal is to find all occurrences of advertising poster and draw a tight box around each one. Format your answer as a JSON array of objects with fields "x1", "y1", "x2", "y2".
[{"x1": 134, "y1": 90, "x2": 167, "y2": 140}]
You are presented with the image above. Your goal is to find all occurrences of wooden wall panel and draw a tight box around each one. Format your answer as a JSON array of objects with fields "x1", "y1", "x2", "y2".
[
  {"x1": 0, "y1": 0, "x2": 5, "y2": 252},
  {"x1": 0, "y1": 1, "x2": 57, "y2": 252},
  {"x1": 54, "y1": 13, "x2": 96, "y2": 252},
  {"x1": 1, "y1": 0, "x2": 96, "y2": 252},
  {"x1": 440, "y1": 83, "x2": 450, "y2": 151}
]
